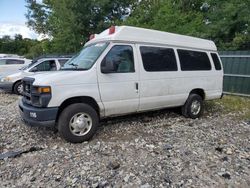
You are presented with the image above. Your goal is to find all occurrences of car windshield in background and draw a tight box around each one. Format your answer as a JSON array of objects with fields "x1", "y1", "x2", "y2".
[
  {"x1": 23, "y1": 60, "x2": 38, "y2": 70},
  {"x1": 61, "y1": 42, "x2": 109, "y2": 70},
  {"x1": 19, "y1": 65, "x2": 28, "y2": 70}
]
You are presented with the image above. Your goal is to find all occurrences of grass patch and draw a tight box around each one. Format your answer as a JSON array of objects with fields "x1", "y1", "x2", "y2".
[{"x1": 205, "y1": 95, "x2": 250, "y2": 120}]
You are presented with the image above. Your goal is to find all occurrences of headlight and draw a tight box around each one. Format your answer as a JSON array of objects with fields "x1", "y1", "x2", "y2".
[
  {"x1": 30, "y1": 86, "x2": 52, "y2": 107},
  {"x1": 1, "y1": 77, "x2": 11, "y2": 82}
]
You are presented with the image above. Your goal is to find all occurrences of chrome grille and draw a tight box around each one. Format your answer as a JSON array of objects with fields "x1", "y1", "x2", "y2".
[{"x1": 22, "y1": 77, "x2": 35, "y2": 105}]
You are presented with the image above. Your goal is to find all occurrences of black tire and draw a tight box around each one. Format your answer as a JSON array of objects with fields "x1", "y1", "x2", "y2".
[
  {"x1": 13, "y1": 81, "x2": 23, "y2": 95},
  {"x1": 181, "y1": 94, "x2": 203, "y2": 119},
  {"x1": 58, "y1": 103, "x2": 99, "y2": 143}
]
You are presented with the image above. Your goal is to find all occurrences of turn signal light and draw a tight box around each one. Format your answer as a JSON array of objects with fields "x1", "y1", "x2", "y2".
[{"x1": 37, "y1": 87, "x2": 51, "y2": 93}]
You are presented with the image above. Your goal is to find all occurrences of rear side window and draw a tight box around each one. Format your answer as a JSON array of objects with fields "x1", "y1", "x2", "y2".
[
  {"x1": 6, "y1": 59, "x2": 25, "y2": 64},
  {"x1": 211, "y1": 53, "x2": 222, "y2": 70},
  {"x1": 178, "y1": 49, "x2": 211, "y2": 71},
  {"x1": 140, "y1": 46, "x2": 177, "y2": 72}
]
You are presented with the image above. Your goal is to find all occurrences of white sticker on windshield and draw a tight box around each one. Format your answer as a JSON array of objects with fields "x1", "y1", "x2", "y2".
[{"x1": 95, "y1": 43, "x2": 106, "y2": 47}]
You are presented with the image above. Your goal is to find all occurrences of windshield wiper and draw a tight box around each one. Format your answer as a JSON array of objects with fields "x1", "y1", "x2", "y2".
[{"x1": 68, "y1": 63, "x2": 78, "y2": 68}]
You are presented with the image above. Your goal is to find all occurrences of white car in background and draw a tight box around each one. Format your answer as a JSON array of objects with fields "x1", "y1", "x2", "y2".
[
  {"x1": 0, "y1": 57, "x2": 70, "y2": 95},
  {"x1": 0, "y1": 57, "x2": 32, "y2": 76}
]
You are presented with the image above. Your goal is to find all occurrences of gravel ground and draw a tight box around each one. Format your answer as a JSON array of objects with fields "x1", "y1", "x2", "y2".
[{"x1": 0, "y1": 91, "x2": 250, "y2": 187}]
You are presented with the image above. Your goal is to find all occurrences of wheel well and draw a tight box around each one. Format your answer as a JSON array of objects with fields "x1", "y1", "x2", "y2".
[
  {"x1": 12, "y1": 80, "x2": 22, "y2": 92},
  {"x1": 56, "y1": 96, "x2": 100, "y2": 123},
  {"x1": 190, "y1": 89, "x2": 205, "y2": 100}
]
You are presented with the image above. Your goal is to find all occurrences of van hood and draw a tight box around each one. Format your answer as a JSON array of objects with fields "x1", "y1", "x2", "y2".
[{"x1": 28, "y1": 70, "x2": 96, "y2": 86}]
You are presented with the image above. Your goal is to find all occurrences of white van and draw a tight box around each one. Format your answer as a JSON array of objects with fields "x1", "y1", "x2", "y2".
[
  {"x1": 19, "y1": 26, "x2": 223, "y2": 143},
  {"x1": 0, "y1": 57, "x2": 70, "y2": 95}
]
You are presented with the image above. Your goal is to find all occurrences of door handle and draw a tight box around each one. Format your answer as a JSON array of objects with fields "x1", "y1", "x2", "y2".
[{"x1": 135, "y1": 82, "x2": 139, "y2": 93}]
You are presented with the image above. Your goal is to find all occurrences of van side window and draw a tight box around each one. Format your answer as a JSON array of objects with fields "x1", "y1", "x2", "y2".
[
  {"x1": 178, "y1": 49, "x2": 211, "y2": 71},
  {"x1": 140, "y1": 46, "x2": 177, "y2": 72},
  {"x1": 101, "y1": 45, "x2": 134, "y2": 73},
  {"x1": 211, "y1": 53, "x2": 222, "y2": 70}
]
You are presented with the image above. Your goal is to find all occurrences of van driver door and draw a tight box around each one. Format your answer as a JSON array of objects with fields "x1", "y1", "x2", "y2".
[{"x1": 96, "y1": 43, "x2": 139, "y2": 116}]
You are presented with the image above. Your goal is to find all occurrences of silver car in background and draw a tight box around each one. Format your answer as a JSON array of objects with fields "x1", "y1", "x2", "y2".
[
  {"x1": 0, "y1": 57, "x2": 32, "y2": 77},
  {"x1": 0, "y1": 57, "x2": 70, "y2": 94}
]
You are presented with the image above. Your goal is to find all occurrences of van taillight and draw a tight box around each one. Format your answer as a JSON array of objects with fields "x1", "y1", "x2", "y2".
[
  {"x1": 89, "y1": 34, "x2": 95, "y2": 40},
  {"x1": 109, "y1": 26, "x2": 115, "y2": 35}
]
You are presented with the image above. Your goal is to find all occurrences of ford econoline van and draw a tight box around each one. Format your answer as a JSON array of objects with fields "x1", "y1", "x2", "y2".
[{"x1": 19, "y1": 26, "x2": 223, "y2": 143}]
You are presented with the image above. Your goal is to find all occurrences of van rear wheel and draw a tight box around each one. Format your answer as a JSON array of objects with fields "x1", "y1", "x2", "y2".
[
  {"x1": 58, "y1": 103, "x2": 99, "y2": 143},
  {"x1": 182, "y1": 94, "x2": 203, "y2": 119}
]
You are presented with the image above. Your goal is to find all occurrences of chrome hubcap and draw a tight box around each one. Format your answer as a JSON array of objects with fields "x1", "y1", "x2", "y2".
[
  {"x1": 17, "y1": 84, "x2": 23, "y2": 94},
  {"x1": 190, "y1": 100, "x2": 201, "y2": 115},
  {"x1": 69, "y1": 113, "x2": 92, "y2": 136}
]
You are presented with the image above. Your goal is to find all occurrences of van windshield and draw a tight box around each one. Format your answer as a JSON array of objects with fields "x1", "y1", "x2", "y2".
[{"x1": 61, "y1": 42, "x2": 109, "y2": 70}]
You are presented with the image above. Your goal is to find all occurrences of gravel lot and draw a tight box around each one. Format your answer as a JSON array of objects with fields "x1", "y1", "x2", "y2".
[{"x1": 0, "y1": 91, "x2": 250, "y2": 187}]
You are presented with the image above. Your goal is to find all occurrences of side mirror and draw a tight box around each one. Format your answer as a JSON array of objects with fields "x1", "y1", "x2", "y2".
[
  {"x1": 101, "y1": 59, "x2": 117, "y2": 73},
  {"x1": 30, "y1": 67, "x2": 38, "y2": 72}
]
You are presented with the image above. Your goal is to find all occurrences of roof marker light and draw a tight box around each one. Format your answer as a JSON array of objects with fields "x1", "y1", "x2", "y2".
[
  {"x1": 89, "y1": 34, "x2": 95, "y2": 40},
  {"x1": 109, "y1": 26, "x2": 116, "y2": 35}
]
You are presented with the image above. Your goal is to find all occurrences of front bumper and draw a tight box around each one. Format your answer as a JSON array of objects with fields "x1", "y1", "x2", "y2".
[
  {"x1": 19, "y1": 99, "x2": 58, "y2": 127},
  {"x1": 0, "y1": 82, "x2": 13, "y2": 92}
]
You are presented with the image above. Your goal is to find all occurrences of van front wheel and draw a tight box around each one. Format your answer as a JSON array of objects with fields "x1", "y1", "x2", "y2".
[
  {"x1": 58, "y1": 103, "x2": 99, "y2": 143},
  {"x1": 182, "y1": 94, "x2": 203, "y2": 119}
]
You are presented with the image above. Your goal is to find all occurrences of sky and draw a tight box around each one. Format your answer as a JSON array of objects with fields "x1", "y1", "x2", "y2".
[{"x1": 0, "y1": 0, "x2": 42, "y2": 39}]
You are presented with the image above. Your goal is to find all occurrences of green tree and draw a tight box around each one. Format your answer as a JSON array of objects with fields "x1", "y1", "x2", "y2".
[
  {"x1": 125, "y1": 0, "x2": 250, "y2": 50},
  {"x1": 204, "y1": 0, "x2": 250, "y2": 49},
  {"x1": 0, "y1": 35, "x2": 16, "y2": 54},
  {"x1": 25, "y1": 0, "x2": 250, "y2": 51},
  {"x1": 25, "y1": 42, "x2": 44, "y2": 59},
  {"x1": 0, "y1": 34, "x2": 45, "y2": 58},
  {"x1": 26, "y1": 0, "x2": 136, "y2": 53}
]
